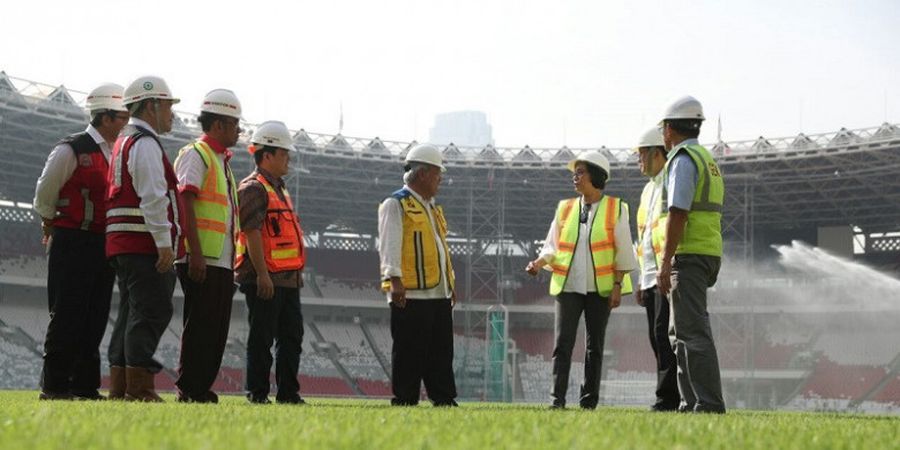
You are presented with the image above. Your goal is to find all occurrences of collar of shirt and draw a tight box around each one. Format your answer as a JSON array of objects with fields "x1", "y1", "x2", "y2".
[
  {"x1": 85, "y1": 124, "x2": 106, "y2": 147},
  {"x1": 671, "y1": 138, "x2": 699, "y2": 154},
  {"x1": 404, "y1": 184, "x2": 435, "y2": 208},
  {"x1": 130, "y1": 117, "x2": 159, "y2": 137},
  {"x1": 254, "y1": 167, "x2": 284, "y2": 190},
  {"x1": 200, "y1": 134, "x2": 233, "y2": 162},
  {"x1": 650, "y1": 170, "x2": 664, "y2": 185}
]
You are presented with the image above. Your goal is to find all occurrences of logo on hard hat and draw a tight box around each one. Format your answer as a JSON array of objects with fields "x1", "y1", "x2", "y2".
[{"x1": 143, "y1": 82, "x2": 153, "y2": 91}]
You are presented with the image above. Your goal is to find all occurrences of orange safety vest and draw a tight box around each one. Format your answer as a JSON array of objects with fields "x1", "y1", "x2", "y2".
[{"x1": 235, "y1": 174, "x2": 304, "y2": 273}]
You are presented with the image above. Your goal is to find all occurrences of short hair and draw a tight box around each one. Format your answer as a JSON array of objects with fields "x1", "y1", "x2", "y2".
[
  {"x1": 403, "y1": 162, "x2": 429, "y2": 185},
  {"x1": 253, "y1": 145, "x2": 278, "y2": 165},
  {"x1": 585, "y1": 162, "x2": 608, "y2": 189},
  {"x1": 89, "y1": 110, "x2": 117, "y2": 128},
  {"x1": 665, "y1": 119, "x2": 701, "y2": 139},
  {"x1": 198, "y1": 111, "x2": 231, "y2": 133},
  {"x1": 127, "y1": 98, "x2": 154, "y2": 117}
]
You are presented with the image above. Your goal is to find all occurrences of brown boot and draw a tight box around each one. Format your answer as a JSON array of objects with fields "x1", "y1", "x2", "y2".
[
  {"x1": 108, "y1": 366, "x2": 127, "y2": 400},
  {"x1": 125, "y1": 367, "x2": 164, "y2": 402}
]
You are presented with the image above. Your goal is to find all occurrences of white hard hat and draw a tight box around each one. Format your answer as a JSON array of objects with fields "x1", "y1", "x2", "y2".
[
  {"x1": 123, "y1": 75, "x2": 180, "y2": 105},
  {"x1": 634, "y1": 126, "x2": 665, "y2": 151},
  {"x1": 85, "y1": 83, "x2": 127, "y2": 113},
  {"x1": 405, "y1": 144, "x2": 445, "y2": 172},
  {"x1": 250, "y1": 120, "x2": 297, "y2": 152},
  {"x1": 567, "y1": 150, "x2": 611, "y2": 180},
  {"x1": 200, "y1": 89, "x2": 241, "y2": 119},
  {"x1": 660, "y1": 95, "x2": 705, "y2": 123}
]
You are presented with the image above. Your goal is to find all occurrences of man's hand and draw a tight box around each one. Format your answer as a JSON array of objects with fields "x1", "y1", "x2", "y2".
[
  {"x1": 41, "y1": 218, "x2": 53, "y2": 246},
  {"x1": 390, "y1": 277, "x2": 407, "y2": 308},
  {"x1": 657, "y1": 259, "x2": 673, "y2": 297},
  {"x1": 256, "y1": 272, "x2": 274, "y2": 300},
  {"x1": 155, "y1": 247, "x2": 175, "y2": 273},
  {"x1": 451, "y1": 289, "x2": 457, "y2": 308},
  {"x1": 525, "y1": 258, "x2": 545, "y2": 276},
  {"x1": 188, "y1": 253, "x2": 207, "y2": 283},
  {"x1": 609, "y1": 285, "x2": 622, "y2": 309},
  {"x1": 635, "y1": 283, "x2": 644, "y2": 306}
]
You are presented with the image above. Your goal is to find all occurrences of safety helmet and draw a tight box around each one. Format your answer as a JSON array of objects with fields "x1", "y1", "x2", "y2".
[
  {"x1": 405, "y1": 144, "x2": 445, "y2": 172},
  {"x1": 660, "y1": 95, "x2": 704, "y2": 123},
  {"x1": 123, "y1": 76, "x2": 180, "y2": 105},
  {"x1": 85, "y1": 83, "x2": 127, "y2": 113},
  {"x1": 567, "y1": 151, "x2": 611, "y2": 180},
  {"x1": 634, "y1": 126, "x2": 665, "y2": 152},
  {"x1": 200, "y1": 89, "x2": 241, "y2": 119},
  {"x1": 250, "y1": 121, "x2": 296, "y2": 152}
]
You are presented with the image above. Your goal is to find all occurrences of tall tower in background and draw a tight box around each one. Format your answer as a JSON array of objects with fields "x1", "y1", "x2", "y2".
[{"x1": 429, "y1": 111, "x2": 493, "y2": 147}]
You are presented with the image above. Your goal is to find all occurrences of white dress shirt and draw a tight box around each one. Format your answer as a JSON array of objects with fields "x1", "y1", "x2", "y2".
[
  {"x1": 378, "y1": 185, "x2": 453, "y2": 301},
  {"x1": 174, "y1": 146, "x2": 236, "y2": 269},
  {"x1": 128, "y1": 118, "x2": 178, "y2": 249},
  {"x1": 33, "y1": 125, "x2": 110, "y2": 220},
  {"x1": 639, "y1": 173, "x2": 664, "y2": 289},
  {"x1": 538, "y1": 196, "x2": 637, "y2": 295}
]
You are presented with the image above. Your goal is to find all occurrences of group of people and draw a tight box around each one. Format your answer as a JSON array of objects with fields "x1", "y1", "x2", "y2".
[
  {"x1": 34, "y1": 76, "x2": 306, "y2": 404},
  {"x1": 33, "y1": 77, "x2": 724, "y2": 413}
]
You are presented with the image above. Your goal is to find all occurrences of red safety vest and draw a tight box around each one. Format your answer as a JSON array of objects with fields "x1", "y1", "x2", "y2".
[
  {"x1": 105, "y1": 125, "x2": 185, "y2": 258},
  {"x1": 53, "y1": 132, "x2": 109, "y2": 234},
  {"x1": 235, "y1": 173, "x2": 304, "y2": 273}
]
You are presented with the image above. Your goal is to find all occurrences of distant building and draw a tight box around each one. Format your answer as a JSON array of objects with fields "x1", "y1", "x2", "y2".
[{"x1": 429, "y1": 111, "x2": 493, "y2": 147}]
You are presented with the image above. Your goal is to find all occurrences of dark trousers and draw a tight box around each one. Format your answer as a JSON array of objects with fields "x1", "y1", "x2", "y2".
[
  {"x1": 175, "y1": 264, "x2": 235, "y2": 397},
  {"x1": 40, "y1": 228, "x2": 115, "y2": 395},
  {"x1": 108, "y1": 254, "x2": 175, "y2": 372},
  {"x1": 668, "y1": 254, "x2": 726, "y2": 413},
  {"x1": 390, "y1": 298, "x2": 456, "y2": 406},
  {"x1": 242, "y1": 284, "x2": 303, "y2": 401},
  {"x1": 640, "y1": 288, "x2": 679, "y2": 408},
  {"x1": 551, "y1": 292, "x2": 611, "y2": 408}
]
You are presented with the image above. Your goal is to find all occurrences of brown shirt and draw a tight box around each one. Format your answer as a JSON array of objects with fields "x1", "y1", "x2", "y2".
[{"x1": 234, "y1": 167, "x2": 302, "y2": 288}]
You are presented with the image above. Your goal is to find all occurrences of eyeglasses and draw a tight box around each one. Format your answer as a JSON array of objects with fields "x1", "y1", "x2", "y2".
[
  {"x1": 579, "y1": 203, "x2": 591, "y2": 224},
  {"x1": 573, "y1": 169, "x2": 588, "y2": 178}
]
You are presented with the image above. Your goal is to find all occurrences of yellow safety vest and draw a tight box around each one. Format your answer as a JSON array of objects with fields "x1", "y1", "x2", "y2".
[
  {"x1": 174, "y1": 141, "x2": 239, "y2": 259},
  {"x1": 548, "y1": 196, "x2": 633, "y2": 296},
  {"x1": 636, "y1": 178, "x2": 666, "y2": 271},
  {"x1": 380, "y1": 188, "x2": 455, "y2": 293},
  {"x1": 661, "y1": 143, "x2": 724, "y2": 257}
]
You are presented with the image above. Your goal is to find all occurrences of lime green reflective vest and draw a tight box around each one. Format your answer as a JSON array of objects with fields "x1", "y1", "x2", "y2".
[
  {"x1": 548, "y1": 196, "x2": 634, "y2": 297},
  {"x1": 174, "y1": 141, "x2": 239, "y2": 259},
  {"x1": 661, "y1": 143, "x2": 724, "y2": 257},
  {"x1": 636, "y1": 177, "x2": 666, "y2": 271}
]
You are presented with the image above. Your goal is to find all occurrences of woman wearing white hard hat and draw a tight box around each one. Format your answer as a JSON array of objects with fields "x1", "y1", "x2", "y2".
[
  {"x1": 525, "y1": 150, "x2": 637, "y2": 409},
  {"x1": 234, "y1": 120, "x2": 307, "y2": 404}
]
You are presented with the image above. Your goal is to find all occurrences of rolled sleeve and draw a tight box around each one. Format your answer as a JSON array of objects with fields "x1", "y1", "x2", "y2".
[
  {"x1": 174, "y1": 148, "x2": 205, "y2": 194},
  {"x1": 237, "y1": 182, "x2": 267, "y2": 231},
  {"x1": 667, "y1": 153, "x2": 698, "y2": 211},
  {"x1": 613, "y1": 203, "x2": 637, "y2": 271},
  {"x1": 377, "y1": 198, "x2": 403, "y2": 279}
]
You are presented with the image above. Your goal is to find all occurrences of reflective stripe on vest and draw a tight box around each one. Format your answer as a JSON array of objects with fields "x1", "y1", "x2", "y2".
[
  {"x1": 234, "y1": 174, "x2": 304, "y2": 273},
  {"x1": 174, "y1": 141, "x2": 239, "y2": 259},
  {"x1": 379, "y1": 188, "x2": 455, "y2": 293},
  {"x1": 636, "y1": 179, "x2": 666, "y2": 271},
  {"x1": 661, "y1": 143, "x2": 724, "y2": 257},
  {"x1": 548, "y1": 196, "x2": 633, "y2": 297}
]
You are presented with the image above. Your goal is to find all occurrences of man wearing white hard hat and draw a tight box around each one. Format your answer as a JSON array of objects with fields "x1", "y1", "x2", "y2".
[
  {"x1": 633, "y1": 127, "x2": 679, "y2": 411},
  {"x1": 33, "y1": 83, "x2": 130, "y2": 400},
  {"x1": 525, "y1": 151, "x2": 636, "y2": 409},
  {"x1": 234, "y1": 121, "x2": 306, "y2": 404},
  {"x1": 105, "y1": 75, "x2": 185, "y2": 402},
  {"x1": 378, "y1": 144, "x2": 458, "y2": 407},
  {"x1": 657, "y1": 96, "x2": 726, "y2": 414},
  {"x1": 171, "y1": 89, "x2": 243, "y2": 403}
]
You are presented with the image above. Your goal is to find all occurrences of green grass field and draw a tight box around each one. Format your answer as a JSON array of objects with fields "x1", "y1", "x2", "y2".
[{"x1": 0, "y1": 391, "x2": 897, "y2": 450}]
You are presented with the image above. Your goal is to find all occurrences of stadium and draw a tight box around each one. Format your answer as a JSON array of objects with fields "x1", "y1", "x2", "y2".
[{"x1": 1, "y1": 69, "x2": 899, "y2": 423}]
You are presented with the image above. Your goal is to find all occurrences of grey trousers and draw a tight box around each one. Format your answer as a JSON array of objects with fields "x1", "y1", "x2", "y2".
[
  {"x1": 108, "y1": 254, "x2": 175, "y2": 373},
  {"x1": 667, "y1": 254, "x2": 725, "y2": 413},
  {"x1": 551, "y1": 292, "x2": 610, "y2": 408}
]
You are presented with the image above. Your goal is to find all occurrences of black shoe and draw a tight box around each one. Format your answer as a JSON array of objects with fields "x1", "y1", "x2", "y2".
[
  {"x1": 39, "y1": 391, "x2": 73, "y2": 401},
  {"x1": 579, "y1": 403, "x2": 597, "y2": 410},
  {"x1": 391, "y1": 398, "x2": 419, "y2": 407},
  {"x1": 433, "y1": 400, "x2": 458, "y2": 407},
  {"x1": 177, "y1": 391, "x2": 219, "y2": 404},
  {"x1": 276, "y1": 396, "x2": 306, "y2": 405},
  {"x1": 247, "y1": 395, "x2": 272, "y2": 404},
  {"x1": 548, "y1": 403, "x2": 566, "y2": 410},
  {"x1": 71, "y1": 391, "x2": 106, "y2": 401},
  {"x1": 694, "y1": 405, "x2": 726, "y2": 414},
  {"x1": 650, "y1": 402, "x2": 679, "y2": 412}
]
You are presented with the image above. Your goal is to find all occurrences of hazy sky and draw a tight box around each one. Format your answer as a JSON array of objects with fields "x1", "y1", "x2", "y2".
[{"x1": 1, "y1": 0, "x2": 897, "y2": 148}]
